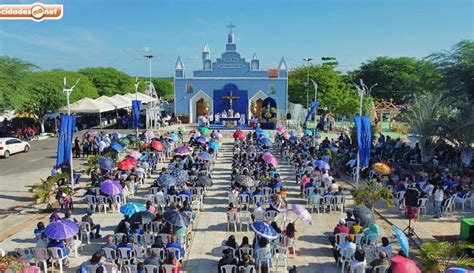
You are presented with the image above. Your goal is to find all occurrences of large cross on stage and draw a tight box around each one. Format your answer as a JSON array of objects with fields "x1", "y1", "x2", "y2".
[{"x1": 222, "y1": 90, "x2": 240, "y2": 111}]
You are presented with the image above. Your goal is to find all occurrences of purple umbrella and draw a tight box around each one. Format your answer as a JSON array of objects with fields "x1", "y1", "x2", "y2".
[
  {"x1": 98, "y1": 157, "x2": 114, "y2": 170},
  {"x1": 175, "y1": 146, "x2": 191, "y2": 156},
  {"x1": 100, "y1": 180, "x2": 123, "y2": 195},
  {"x1": 195, "y1": 136, "x2": 207, "y2": 144},
  {"x1": 314, "y1": 160, "x2": 330, "y2": 170},
  {"x1": 260, "y1": 137, "x2": 273, "y2": 147},
  {"x1": 172, "y1": 169, "x2": 189, "y2": 183},
  {"x1": 291, "y1": 204, "x2": 312, "y2": 225},
  {"x1": 158, "y1": 174, "x2": 177, "y2": 188},
  {"x1": 198, "y1": 151, "x2": 213, "y2": 161},
  {"x1": 44, "y1": 220, "x2": 79, "y2": 240}
]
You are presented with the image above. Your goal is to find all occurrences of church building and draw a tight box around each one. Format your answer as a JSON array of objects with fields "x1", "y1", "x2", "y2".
[{"x1": 173, "y1": 24, "x2": 288, "y2": 125}]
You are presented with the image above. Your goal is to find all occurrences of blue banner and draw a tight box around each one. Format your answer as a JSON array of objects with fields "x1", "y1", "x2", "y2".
[
  {"x1": 304, "y1": 101, "x2": 320, "y2": 125},
  {"x1": 56, "y1": 115, "x2": 76, "y2": 168},
  {"x1": 132, "y1": 100, "x2": 141, "y2": 129},
  {"x1": 354, "y1": 115, "x2": 371, "y2": 169}
]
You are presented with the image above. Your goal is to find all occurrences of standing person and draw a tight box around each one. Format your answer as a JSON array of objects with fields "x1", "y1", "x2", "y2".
[
  {"x1": 82, "y1": 140, "x2": 90, "y2": 158},
  {"x1": 433, "y1": 184, "x2": 444, "y2": 219},
  {"x1": 74, "y1": 136, "x2": 81, "y2": 158},
  {"x1": 283, "y1": 222, "x2": 297, "y2": 255}
]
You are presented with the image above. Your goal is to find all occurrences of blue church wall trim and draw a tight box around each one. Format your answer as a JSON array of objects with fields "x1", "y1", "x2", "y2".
[{"x1": 213, "y1": 83, "x2": 248, "y2": 121}]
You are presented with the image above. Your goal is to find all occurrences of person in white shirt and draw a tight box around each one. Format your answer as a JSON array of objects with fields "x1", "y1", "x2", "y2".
[
  {"x1": 433, "y1": 184, "x2": 444, "y2": 218},
  {"x1": 252, "y1": 202, "x2": 265, "y2": 221}
]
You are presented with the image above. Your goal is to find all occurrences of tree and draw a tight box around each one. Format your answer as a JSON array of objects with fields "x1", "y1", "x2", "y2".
[
  {"x1": 78, "y1": 67, "x2": 135, "y2": 96},
  {"x1": 0, "y1": 56, "x2": 37, "y2": 112},
  {"x1": 420, "y1": 241, "x2": 474, "y2": 272},
  {"x1": 151, "y1": 78, "x2": 173, "y2": 100},
  {"x1": 18, "y1": 70, "x2": 98, "y2": 132},
  {"x1": 403, "y1": 92, "x2": 450, "y2": 162},
  {"x1": 29, "y1": 173, "x2": 71, "y2": 209},
  {"x1": 355, "y1": 57, "x2": 442, "y2": 103},
  {"x1": 352, "y1": 179, "x2": 393, "y2": 211}
]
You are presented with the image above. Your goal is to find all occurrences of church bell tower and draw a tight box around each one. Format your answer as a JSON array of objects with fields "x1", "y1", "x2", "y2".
[{"x1": 226, "y1": 22, "x2": 236, "y2": 52}]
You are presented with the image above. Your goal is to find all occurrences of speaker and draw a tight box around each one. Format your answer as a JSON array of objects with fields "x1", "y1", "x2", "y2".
[
  {"x1": 461, "y1": 218, "x2": 474, "y2": 242},
  {"x1": 405, "y1": 189, "x2": 420, "y2": 207}
]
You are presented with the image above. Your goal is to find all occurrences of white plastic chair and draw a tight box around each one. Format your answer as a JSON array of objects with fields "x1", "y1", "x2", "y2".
[
  {"x1": 455, "y1": 192, "x2": 471, "y2": 211},
  {"x1": 117, "y1": 247, "x2": 133, "y2": 267},
  {"x1": 349, "y1": 262, "x2": 366, "y2": 273},
  {"x1": 85, "y1": 195, "x2": 97, "y2": 211},
  {"x1": 239, "y1": 194, "x2": 250, "y2": 210},
  {"x1": 144, "y1": 265, "x2": 159, "y2": 273},
  {"x1": 166, "y1": 247, "x2": 181, "y2": 260},
  {"x1": 79, "y1": 222, "x2": 92, "y2": 244},
  {"x1": 273, "y1": 246, "x2": 288, "y2": 272},
  {"x1": 161, "y1": 264, "x2": 178, "y2": 273},
  {"x1": 264, "y1": 210, "x2": 278, "y2": 222},
  {"x1": 238, "y1": 265, "x2": 256, "y2": 273},
  {"x1": 239, "y1": 210, "x2": 252, "y2": 232},
  {"x1": 32, "y1": 248, "x2": 49, "y2": 273},
  {"x1": 47, "y1": 247, "x2": 68, "y2": 273},
  {"x1": 417, "y1": 198, "x2": 428, "y2": 216},
  {"x1": 323, "y1": 195, "x2": 334, "y2": 213},
  {"x1": 123, "y1": 264, "x2": 137, "y2": 273},
  {"x1": 220, "y1": 264, "x2": 237, "y2": 273},
  {"x1": 102, "y1": 247, "x2": 117, "y2": 263},
  {"x1": 16, "y1": 248, "x2": 34, "y2": 263},
  {"x1": 373, "y1": 265, "x2": 388, "y2": 273},
  {"x1": 239, "y1": 246, "x2": 253, "y2": 258},
  {"x1": 134, "y1": 247, "x2": 147, "y2": 262},
  {"x1": 227, "y1": 211, "x2": 238, "y2": 232},
  {"x1": 158, "y1": 233, "x2": 170, "y2": 244},
  {"x1": 334, "y1": 233, "x2": 348, "y2": 250},
  {"x1": 334, "y1": 195, "x2": 346, "y2": 213},
  {"x1": 337, "y1": 247, "x2": 355, "y2": 272},
  {"x1": 149, "y1": 248, "x2": 165, "y2": 262},
  {"x1": 97, "y1": 196, "x2": 108, "y2": 214},
  {"x1": 354, "y1": 234, "x2": 364, "y2": 247}
]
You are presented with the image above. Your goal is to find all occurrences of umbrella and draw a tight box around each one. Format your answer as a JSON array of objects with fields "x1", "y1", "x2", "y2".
[
  {"x1": 195, "y1": 136, "x2": 206, "y2": 144},
  {"x1": 112, "y1": 132, "x2": 122, "y2": 139},
  {"x1": 276, "y1": 126, "x2": 285, "y2": 134},
  {"x1": 291, "y1": 204, "x2": 312, "y2": 225},
  {"x1": 118, "y1": 137, "x2": 130, "y2": 147},
  {"x1": 445, "y1": 268, "x2": 472, "y2": 273},
  {"x1": 392, "y1": 225, "x2": 409, "y2": 257},
  {"x1": 151, "y1": 140, "x2": 165, "y2": 151},
  {"x1": 178, "y1": 126, "x2": 188, "y2": 132},
  {"x1": 233, "y1": 130, "x2": 245, "y2": 140},
  {"x1": 251, "y1": 221, "x2": 278, "y2": 240},
  {"x1": 269, "y1": 194, "x2": 287, "y2": 212},
  {"x1": 120, "y1": 202, "x2": 146, "y2": 216},
  {"x1": 117, "y1": 157, "x2": 137, "y2": 171},
  {"x1": 44, "y1": 220, "x2": 79, "y2": 240},
  {"x1": 175, "y1": 146, "x2": 191, "y2": 156},
  {"x1": 127, "y1": 211, "x2": 156, "y2": 224},
  {"x1": 128, "y1": 135, "x2": 137, "y2": 142},
  {"x1": 158, "y1": 174, "x2": 177, "y2": 188},
  {"x1": 198, "y1": 127, "x2": 209, "y2": 134},
  {"x1": 170, "y1": 133, "x2": 180, "y2": 142},
  {"x1": 144, "y1": 131, "x2": 155, "y2": 141},
  {"x1": 172, "y1": 169, "x2": 189, "y2": 183},
  {"x1": 373, "y1": 162, "x2": 391, "y2": 175},
  {"x1": 196, "y1": 176, "x2": 212, "y2": 186},
  {"x1": 98, "y1": 157, "x2": 114, "y2": 170},
  {"x1": 100, "y1": 180, "x2": 123, "y2": 195},
  {"x1": 87, "y1": 129, "x2": 98, "y2": 136},
  {"x1": 352, "y1": 205, "x2": 375, "y2": 228},
  {"x1": 216, "y1": 132, "x2": 223, "y2": 140},
  {"x1": 314, "y1": 160, "x2": 330, "y2": 170},
  {"x1": 390, "y1": 255, "x2": 421, "y2": 273},
  {"x1": 303, "y1": 129, "x2": 313, "y2": 136},
  {"x1": 163, "y1": 210, "x2": 191, "y2": 227},
  {"x1": 288, "y1": 130, "x2": 297, "y2": 138},
  {"x1": 236, "y1": 175, "x2": 254, "y2": 188},
  {"x1": 208, "y1": 141, "x2": 220, "y2": 150},
  {"x1": 110, "y1": 142, "x2": 125, "y2": 152},
  {"x1": 260, "y1": 137, "x2": 273, "y2": 147},
  {"x1": 255, "y1": 129, "x2": 270, "y2": 138},
  {"x1": 128, "y1": 150, "x2": 141, "y2": 159},
  {"x1": 263, "y1": 153, "x2": 278, "y2": 166},
  {"x1": 198, "y1": 151, "x2": 213, "y2": 161}
]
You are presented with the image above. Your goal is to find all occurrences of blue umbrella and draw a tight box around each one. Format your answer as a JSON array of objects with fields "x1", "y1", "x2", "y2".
[
  {"x1": 44, "y1": 220, "x2": 79, "y2": 240},
  {"x1": 260, "y1": 137, "x2": 273, "y2": 147},
  {"x1": 288, "y1": 130, "x2": 297, "y2": 138},
  {"x1": 304, "y1": 129, "x2": 313, "y2": 136},
  {"x1": 100, "y1": 180, "x2": 123, "y2": 195},
  {"x1": 392, "y1": 225, "x2": 409, "y2": 257},
  {"x1": 110, "y1": 142, "x2": 125, "y2": 152},
  {"x1": 163, "y1": 210, "x2": 191, "y2": 227},
  {"x1": 120, "y1": 202, "x2": 146, "y2": 216},
  {"x1": 251, "y1": 221, "x2": 278, "y2": 239},
  {"x1": 112, "y1": 132, "x2": 122, "y2": 139},
  {"x1": 195, "y1": 136, "x2": 206, "y2": 144},
  {"x1": 198, "y1": 151, "x2": 213, "y2": 161},
  {"x1": 172, "y1": 169, "x2": 189, "y2": 183},
  {"x1": 208, "y1": 141, "x2": 220, "y2": 150},
  {"x1": 170, "y1": 133, "x2": 180, "y2": 142},
  {"x1": 158, "y1": 174, "x2": 177, "y2": 188},
  {"x1": 98, "y1": 157, "x2": 115, "y2": 170},
  {"x1": 255, "y1": 129, "x2": 270, "y2": 138},
  {"x1": 314, "y1": 160, "x2": 330, "y2": 170}
]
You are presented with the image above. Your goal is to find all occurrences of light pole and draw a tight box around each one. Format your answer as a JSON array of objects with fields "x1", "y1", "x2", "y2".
[
  {"x1": 303, "y1": 57, "x2": 313, "y2": 112},
  {"x1": 134, "y1": 77, "x2": 140, "y2": 145},
  {"x1": 63, "y1": 77, "x2": 80, "y2": 189},
  {"x1": 310, "y1": 79, "x2": 318, "y2": 137}
]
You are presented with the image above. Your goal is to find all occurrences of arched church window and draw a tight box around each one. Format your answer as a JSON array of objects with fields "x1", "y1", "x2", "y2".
[{"x1": 186, "y1": 80, "x2": 193, "y2": 93}]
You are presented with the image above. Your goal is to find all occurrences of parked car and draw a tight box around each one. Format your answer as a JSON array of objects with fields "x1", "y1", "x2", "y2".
[{"x1": 0, "y1": 137, "x2": 30, "y2": 158}]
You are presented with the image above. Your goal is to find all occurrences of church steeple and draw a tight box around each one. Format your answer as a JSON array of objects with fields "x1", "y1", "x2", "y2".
[
  {"x1": 175, "y1": 56, "x2": 185, "y2": 78},
  {"x1": 251, "y1": 53, "x2": 259, "y2": 70},
  {"x1": 226, "y1": 22, "x2": 236, "y2": 52},
  {"x1": 202, "y1": 44, "x2": 210, "y2": 60}
]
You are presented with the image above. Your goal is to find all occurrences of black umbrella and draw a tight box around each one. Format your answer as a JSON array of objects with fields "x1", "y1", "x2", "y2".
[
  {"x1": 196, "y1": 176, "x2": 212, "y2": 187},
  {"x1": 163, "y1": 210, "x2": 191, "y2": 227},
  {"x1": 127, "y1": 211, "x2": 156, "y2": 224},
  {"x1": 352, "y1": 205, "x2": 375, "y2": 228}
]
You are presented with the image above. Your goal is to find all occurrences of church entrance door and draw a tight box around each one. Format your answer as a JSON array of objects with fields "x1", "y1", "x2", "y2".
[
  {"x1": 255, "y1": 98, "x2": 264, "y2": 118},
  {"x1": 196, "y1": 98, "x2": 207, "y2": 118}
]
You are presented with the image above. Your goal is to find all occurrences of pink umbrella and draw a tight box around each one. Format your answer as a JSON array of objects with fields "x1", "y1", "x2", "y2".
[
  {"x1": 291, "y1": 204, "x2": 312, "y2": 225},
  {"x1": 263, "y1": 153, "x2": 278, "y2": 166},
  {"x1": 128, "y1": 151, "x2": 141, "y2": 159},
  {"x1": 276, "y1": 126, "x2": 286, "y2": 134},
  {"x1": 390, "y1": 255, "x2": 421, "y2": 273},
  {"x1": 282, "y1": 132, "x2": 290, "y2": 140}
]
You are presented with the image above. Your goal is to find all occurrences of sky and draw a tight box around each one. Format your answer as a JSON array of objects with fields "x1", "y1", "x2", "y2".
[{"x1": 0, "y1": 0, "x2": 472, "y2": 77}]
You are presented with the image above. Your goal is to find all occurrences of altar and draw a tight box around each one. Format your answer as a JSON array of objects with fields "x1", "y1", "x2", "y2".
[{"x1": 220, "y1": 117, "x2": 241, "y2": 128}]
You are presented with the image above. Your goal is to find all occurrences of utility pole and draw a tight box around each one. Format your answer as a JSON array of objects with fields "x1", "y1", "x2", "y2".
[
  {"x1": 63, "y1": 77, "x2": 80, "y2": 190},
  {"x1": 303, "y1": 58, "x2": 313, "y2": 113}
]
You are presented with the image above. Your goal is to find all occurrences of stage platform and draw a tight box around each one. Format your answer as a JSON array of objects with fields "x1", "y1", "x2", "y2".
[{"x1": 208, "y1": 123, "x2": 254, "y2": 131}]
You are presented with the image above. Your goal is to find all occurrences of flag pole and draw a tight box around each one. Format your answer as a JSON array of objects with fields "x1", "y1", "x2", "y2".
[{"x1": 355, "y1": 80, "x2": 366, "y2": 187}]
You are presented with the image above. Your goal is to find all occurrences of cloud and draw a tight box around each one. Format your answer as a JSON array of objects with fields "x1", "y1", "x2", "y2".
[
  {"x1": 123, "y1": 47, "x2": 152, "y2": 54},
  {"x1": 0, "y1": 29, "x2": 80, "y2": 53}
]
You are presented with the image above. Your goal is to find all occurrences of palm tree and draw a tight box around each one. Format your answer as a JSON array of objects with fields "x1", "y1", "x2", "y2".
[
  {"x1": 404, "y1": 92, "x2": 450, "y2": 162},
  {"x1": 29, "y1": 173, "x2": 71, "y2": 209},
  {"x1": 421, "y1": 241, "x2": 474, "y2": 272},
  {"x1": 352, "y1": 179, "x2": 393, "y2": 211}
]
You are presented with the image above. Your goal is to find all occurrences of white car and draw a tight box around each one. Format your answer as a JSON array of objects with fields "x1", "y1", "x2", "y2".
[{"x1": 0, "y1": 137, "x2": 30, "y2": 158}]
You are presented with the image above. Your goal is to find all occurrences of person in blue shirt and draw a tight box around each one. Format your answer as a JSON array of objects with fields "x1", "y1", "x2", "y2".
[
  {"x1": 273, "y1": 175, "x2": 283, "y2": 190},
  {"x1": 117, "y1": 235, "x2": 133, "y2": 249},
  {"x1": 166, "y1": 235, "x2": 185, "y2": 260},
  {"x1": 240, "y1": 187, "x2": 252, "y2": 196},
  {"x1": 304, "y1": 178, "x2": 317, "y2": 190},
  {"x1": 252, "y1": 187, "x2": 264, "y2": 196},
  {"x1": 34, "y1": 222, "x2": 46, "y2": 237},
  {"x1": 47, "y1": 239, "x2": 70, "y2": 257}
]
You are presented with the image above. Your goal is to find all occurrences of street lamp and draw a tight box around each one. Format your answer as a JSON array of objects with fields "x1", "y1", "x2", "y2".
[
  {"x1": 62, "y1": 77, "x2": 80, "y2": 189},
  {"x1": 310, "y1": 79, "x2": 318, "y2": 137},
  {"x1": 134, "y1": 77, "x2": 140, "y2": 145},
  {"x1": 303, "y1": 58, "x2": 313, "y2": 111}
]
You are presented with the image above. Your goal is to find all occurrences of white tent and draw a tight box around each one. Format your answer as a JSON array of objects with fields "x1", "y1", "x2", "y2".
[
  {"x1": 96, "y1": 95, "x2": 129, "y2": 109},
  {"x1": 112, "y1": 94, "x2": 133, "y2": 106},
  {"x1": 123, "y1": 92, "x2": 156, "y2": 104},
  {"x1": 59, "y1": 98, "x2": 115, "y2": 113}
]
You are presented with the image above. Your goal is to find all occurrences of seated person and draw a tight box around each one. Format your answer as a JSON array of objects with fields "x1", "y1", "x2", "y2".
[
  {"x1": 47, "y1": 239, "x2": 70, "y2": 258},
  {"x1": 349, "y1": 219, "x2": 363, "y2": 234},
  {"x1": 136, "y1": 262, "x2": 145, "y2": 273},
  {"x1": 35, "y1": 233, "x2": 48, "y2": 248},
  {"x1": 144, "y1": 251, "x2": 161, "y2": 266},
  {"x1": 218, "y1": 248, "x2": 238, "y2": 273},
  {"x1": 329, "y1": 219, "x2": 349, "y2": 247},
  {"x1": 333, "y1": 234, "x2": 356, "y2": 262},
  {"x1": 237, "y1": 253, "x2": 254, "y2": 270},
  {"x1": 81, "y1": 211, "x2": 102, "y2": 238},
  {"x1": 349, "y1": 247, "x2": 366, "y2": 271},
  {"x1": 78, "y1": 252, "x2": 105, "y2": 273},
  {"x1": 252, "y1": 187, "x2": 264, "y2": 196},
  {"x1": 117, "y1": 235, "x2": 133, "y2": 249},
  {"x1": 224, "y1": 235, "x2": 238, "y2": 250},
  {"x1": 377, "y1": 237, "x2": 393, "y2": 257},
  {"x1": 34, "y1": 222, "x2": 46, "y2": 237},
  {"x1": 308, "y1": 188, "x2": 320, "y2": 205},
  {"x1": 162, "y1": 252, "x2": 180, "y2": 273},
  {"x1": 166, "y1": 235, "x2": 185, "y2": 260},
  {"x1": 101, "y1": 235, "x2": 117, "y2": 250},
  {"x1": 368, "y1": 251, "x2": 390, "y2": 272}
]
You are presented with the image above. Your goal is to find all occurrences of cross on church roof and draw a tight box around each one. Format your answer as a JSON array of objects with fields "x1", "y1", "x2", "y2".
[{"x1": 226, "y1": 21, "x2": 236, "y2": 32}]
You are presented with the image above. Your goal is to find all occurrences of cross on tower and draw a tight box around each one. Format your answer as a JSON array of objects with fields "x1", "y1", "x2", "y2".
[
  {"x1": 226, "y1": 21, "x2": 236, "y2": 32},
  {"x1": 222, "y1": 90, "x2": 240, "y2": 111}
]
